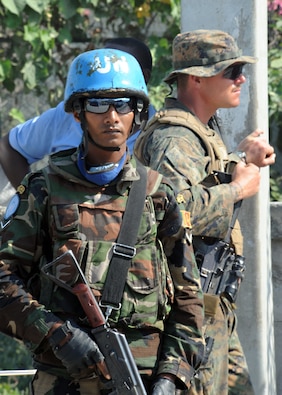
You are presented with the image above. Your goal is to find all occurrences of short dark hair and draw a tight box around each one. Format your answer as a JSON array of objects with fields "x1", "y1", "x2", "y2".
[{"x1": 104, "y1": 37, "x2": 152, "y2": 81}]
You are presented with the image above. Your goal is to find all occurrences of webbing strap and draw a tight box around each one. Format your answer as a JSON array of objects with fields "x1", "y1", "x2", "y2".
[
  {"x1": 224, "y1": 200, "x2": 242, "y2": 244},
  {"x1": 100, "y1": 161, "x2": 147, "y2": 308}
]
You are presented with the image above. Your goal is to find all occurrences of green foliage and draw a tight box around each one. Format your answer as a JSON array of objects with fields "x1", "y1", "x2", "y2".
[
  {"x1": 268, "y1": 4, "x2": 282, "y2": 135},
  {"x1": 8, "y1": 109, "x2": 25, "y2": 124},
  {"x1": 0, "y1": 0, "x2": 180, "y2": 111},
  {"x1": 0, "y1": 382, "x2": 29, "y2": 395},
  {"x1": 268, "y1": 2, "x2": 282, "y2": 201},
  {"x1": 0, "y1": 333, "x2": 32, "y2": 394},
  {"x1": 270, "y1": 170, "x2": 282, "y2": 201}
]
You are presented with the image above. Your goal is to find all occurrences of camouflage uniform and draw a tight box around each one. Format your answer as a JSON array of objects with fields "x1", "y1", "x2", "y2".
[
  {"x1": 134, "y1": 96, "x2": 254, "y2": 394},
  {"x1": 135, "y1": 29, "x2": 257, "y2": 395},
  {"x1": 0, "y1": 149, "x2": 205, "y2": 394},
  {"x1": 135, "y1": 97, "x2": 241, "y2": 241}
]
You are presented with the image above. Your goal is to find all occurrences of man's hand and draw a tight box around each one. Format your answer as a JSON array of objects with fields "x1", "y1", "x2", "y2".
[
  {"x1": 237, "y1": 129, "x2": 276, "y2": 167},
  {"x1": 0, "y1": 134, "x2": 30, "y2": 188},
  {"x1": 230, "y1": 161, "x2": 261, "y2": 202},
  {"x1": 48, "y1": 320, "x2": 110, "y2": 380}
]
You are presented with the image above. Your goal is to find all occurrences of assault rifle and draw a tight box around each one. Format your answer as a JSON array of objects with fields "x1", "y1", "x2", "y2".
[
  {"x1": 194, "y1": 237, "x2": 245, "y2": 302},
  {"x1": 42, "y1": 250, "x2": 147, "y2": 395},
  {"x1": 194, "y1": 188, "x2": 245, "y2": 302}
]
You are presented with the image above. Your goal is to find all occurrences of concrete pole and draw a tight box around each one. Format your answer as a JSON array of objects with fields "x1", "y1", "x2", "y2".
[{"x1": 181, "y1": 1, "x2": 276, "y2": 394}]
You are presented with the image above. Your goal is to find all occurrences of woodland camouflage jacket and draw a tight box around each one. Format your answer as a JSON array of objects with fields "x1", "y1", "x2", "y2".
[
  {"x1": 134, "y1": 97, "x2": 242, "y2": 242},
  {"x1": 0, "y1": 149, "x2": 204, "y2": 387}
]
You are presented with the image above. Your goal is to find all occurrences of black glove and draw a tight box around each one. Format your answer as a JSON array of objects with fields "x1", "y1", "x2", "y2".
[
  {"x1": 48, "y1": 320, "x2": 104, "y2": 379},
  {"x1": 151, "y1": 377, "x2": 176, "y2": 395}
]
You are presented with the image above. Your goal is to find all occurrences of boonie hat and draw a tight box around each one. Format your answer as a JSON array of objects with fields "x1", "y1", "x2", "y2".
[{"x1": 164, "y1": 29, "x2": 257, "y2": 84}]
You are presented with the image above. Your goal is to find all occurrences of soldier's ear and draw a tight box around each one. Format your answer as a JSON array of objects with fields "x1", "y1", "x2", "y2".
[
  {"x1": 190, "y1": 75, "x2": 201, "y2": 84},
  {"x1": 73, "y1": 112, "x2": 81, "y2": 123},
  {"x1": 72, "y1": 99, "x2": 83, "y2": 122}
]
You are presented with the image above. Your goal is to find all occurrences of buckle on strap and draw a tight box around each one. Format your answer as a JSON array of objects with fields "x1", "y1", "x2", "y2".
[
  {"x1": 99, "y1": 301, "x2": 121, "y2": 322},
  {"x1": 113, "y1": 243, "x2": 136, "y2": 259}
]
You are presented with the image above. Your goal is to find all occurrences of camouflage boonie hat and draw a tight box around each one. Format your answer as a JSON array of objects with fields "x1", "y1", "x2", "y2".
[{"x1": 164, "y1": 29, "x2": 257, "y2": 84}]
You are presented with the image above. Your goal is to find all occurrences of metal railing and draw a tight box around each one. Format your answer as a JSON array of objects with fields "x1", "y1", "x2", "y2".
[{"x1": 0, "y1": 369, "x2": 36, "y2": 376}]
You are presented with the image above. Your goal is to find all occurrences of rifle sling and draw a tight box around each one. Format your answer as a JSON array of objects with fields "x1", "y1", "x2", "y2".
[
  {"x1": 100, "y1": 161, "x2": 147, "y2": 309},
  {"x1": 224, "y1": 199, "x2": 242, "y2": 244}
]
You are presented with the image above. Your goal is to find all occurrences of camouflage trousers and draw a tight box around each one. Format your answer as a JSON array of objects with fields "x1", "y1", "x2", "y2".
[
  {"x1": 29, "y1": 371, "x2": 154, "y2": 395},
  {"x1": 188, "y1": 295, "x2": 255, "y2": 395},
  {"x1": 29, "y1": 370, "x2": 189, "y2": 394},
  {"x1": 29, "y1": 371, "x2": 106, "y2": 395}
]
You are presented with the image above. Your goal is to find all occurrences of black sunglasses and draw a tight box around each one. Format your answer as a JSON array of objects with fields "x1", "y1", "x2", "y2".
[
  {"x1": 85, "y1": 98, "x2": 134, "y2": 114},
  {"x1": 222, "y1": 63, "x2": 245, "y2": 80}
]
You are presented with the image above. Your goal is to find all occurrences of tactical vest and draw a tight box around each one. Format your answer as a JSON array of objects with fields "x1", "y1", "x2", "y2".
[
  {"x1": 39, "y1": 165, "x2": 174, "y2": 331},
  {"x1": 135, "y1": 104, "x2": 243, "y2": 255},
  {"x1": 135, "y1": 106, "x2": 230, "y2": 174}
]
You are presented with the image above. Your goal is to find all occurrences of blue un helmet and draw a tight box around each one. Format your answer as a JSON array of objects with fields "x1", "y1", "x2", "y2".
[{"x1": 64, "y1": 48, "x2": 149, "y2": 123}]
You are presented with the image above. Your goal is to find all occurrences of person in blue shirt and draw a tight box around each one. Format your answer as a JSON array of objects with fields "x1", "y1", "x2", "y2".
[{"x1": 0, "y1": 38, "x2": 155, "y2": 208}]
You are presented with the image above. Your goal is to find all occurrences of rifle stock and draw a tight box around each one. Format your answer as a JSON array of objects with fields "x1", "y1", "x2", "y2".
[{"x1": 72, "y1": 283, "x2": 105, "y2": 327}]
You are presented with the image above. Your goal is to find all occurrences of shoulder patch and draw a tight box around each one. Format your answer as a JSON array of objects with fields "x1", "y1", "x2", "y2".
[
  {"x1": 180, "y1": 209, "x2": 192, "y2": 229},
  {"x1": 3, "y1": 193, "x2": 20, "y2": 221},
  {"x1": 176, "y1": 193, "x2": 186, "y2": 204},
  {"x1": 17, "y1": 184, "x2": 26, "y2": 195}
]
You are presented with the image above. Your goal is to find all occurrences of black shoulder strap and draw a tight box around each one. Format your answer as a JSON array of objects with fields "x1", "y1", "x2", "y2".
[
  {"x1": 224, "y1": 200, "x2": 242, "y2": 244},
  {"x1": 100, "y1": 161, "x2": 147, "y2": 314}
]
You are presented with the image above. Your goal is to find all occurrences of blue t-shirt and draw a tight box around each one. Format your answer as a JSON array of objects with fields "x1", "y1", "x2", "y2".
[{"x1": 9, "y1": 101, "x2": 155, "y2": 164}]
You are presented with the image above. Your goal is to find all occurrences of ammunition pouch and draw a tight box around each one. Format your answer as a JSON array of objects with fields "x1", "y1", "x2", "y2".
[
  {"x1": 194, "y1": 237, "x2": 245, "y2": 303},
  {"x1": 203, "y1": 294, "x2": 220, "y2": 317}
]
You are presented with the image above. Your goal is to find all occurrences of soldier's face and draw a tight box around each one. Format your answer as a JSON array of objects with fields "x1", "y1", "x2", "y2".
[
  {"x1": 84, "y1": 102, "x2": 134, "y2": 151},
  {"x1": 199, "y1": 65, "x2": 246, "y2": 110}
]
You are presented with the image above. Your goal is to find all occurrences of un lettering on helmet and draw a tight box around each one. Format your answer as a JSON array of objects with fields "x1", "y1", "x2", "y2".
[{"x1": 95, "y1": 54, "x2": 129, "y2": 74}]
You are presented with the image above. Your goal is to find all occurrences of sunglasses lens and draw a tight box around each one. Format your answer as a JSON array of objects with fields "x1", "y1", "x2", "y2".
[
  {"x1": 85, "y1": 98, "x2": 134, "y2": 114},
  {"x1": 114, "y1": 100, "x2": 134, "y2": 114},
  {"x1": 85, "y1": 100, "x2": 109, "y2": 114},
  {"x1": 223, "y1": 64, "x2": 245, "y2": 80}
]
